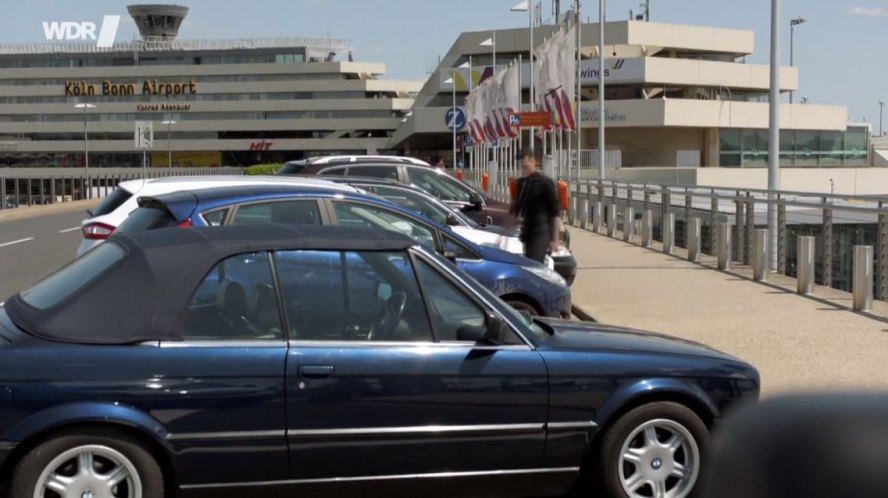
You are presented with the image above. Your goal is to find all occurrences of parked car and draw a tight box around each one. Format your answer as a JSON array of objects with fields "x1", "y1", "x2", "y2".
[
  {"x1": 75, "y1": 176, "x2": 356, "y2": 256},
  {"x1": 116, "y1": 184, "x2": 571, "y2": 318},
  {"x1": 276, "y1": 155, "x2": 430, "y2": 176},
  {"x1": 0, "y1": 224, "x2": 759, "y2": 498},
  {"x1": 323, "y1": 176, "x2": 578, "y2": 285},
  {"x1": 315, "y1": 162, "x2": 571, "y2": 247}
]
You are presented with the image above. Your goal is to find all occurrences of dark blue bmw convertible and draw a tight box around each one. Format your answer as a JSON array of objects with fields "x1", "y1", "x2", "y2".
[{"x1": 0, "y1": 225, "x2": 758, "y2": 498}]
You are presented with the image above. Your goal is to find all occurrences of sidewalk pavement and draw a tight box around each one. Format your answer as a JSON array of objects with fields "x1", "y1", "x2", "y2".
[{"x1": 567, "y1": 226, "x2": 888, "y2": 397}]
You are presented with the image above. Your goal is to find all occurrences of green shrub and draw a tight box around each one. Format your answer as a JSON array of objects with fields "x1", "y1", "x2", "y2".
[{"x1": 244, "y1": 163, "x2": 281, "y2": 175}]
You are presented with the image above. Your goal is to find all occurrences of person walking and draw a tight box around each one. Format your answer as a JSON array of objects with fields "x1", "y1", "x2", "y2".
[{"x1": 510, "y1": 148, "x2": 563, "y2": 263}]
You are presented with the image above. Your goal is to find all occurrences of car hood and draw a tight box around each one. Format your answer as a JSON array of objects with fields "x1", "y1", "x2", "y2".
[
  {"x1": 477, "y1": 224, "x2": 520, "y2": 237},
  {"x1": 538, "y1": 318, "x2": 742, "y2": 363},
  {"x1": 475, "y1": 242, "x2": 538, "y2": 266}
]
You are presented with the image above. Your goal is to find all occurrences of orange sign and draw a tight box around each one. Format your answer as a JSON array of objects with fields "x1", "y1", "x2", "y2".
[{"x1": 509, "y1": 111, "x2": 552, "y2": 128}]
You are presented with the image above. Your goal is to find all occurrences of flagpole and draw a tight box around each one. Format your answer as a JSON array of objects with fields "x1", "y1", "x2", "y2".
[
  {"x1": 598, "y1": 0, "x2": 606, "y2": 181},
  {"x1": 529, "y1": 2, "x2": 536, "y2": 151},
  {"x1": 575, "y1": 0, "x2": 583, "y2": 182},
  {"x1": 518, "y1": 53, "x2": 523, "y2": 151}
]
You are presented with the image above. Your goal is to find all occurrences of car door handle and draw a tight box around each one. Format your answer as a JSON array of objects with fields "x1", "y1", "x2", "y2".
[{"x1": 299, "y1": 365, "x2": 334, "y2": 378}]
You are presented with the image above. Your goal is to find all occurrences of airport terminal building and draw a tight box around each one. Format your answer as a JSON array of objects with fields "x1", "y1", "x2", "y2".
[
  {"x1": 396, "y1": 18, "x2": 880, "y2": 193},
  {"x1": 0, "y1": 4, "x2": 420, "y2": 168}
]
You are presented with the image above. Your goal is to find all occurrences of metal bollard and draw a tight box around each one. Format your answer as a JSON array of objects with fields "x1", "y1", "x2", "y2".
[
  {"x1": 641, "y1": 210, "x2": 653, "y2": 248},
  {"x1": 623, "y1": 207, "x2": 635, "y2": 242},
  {"x1": 580, "y1": 198, "x2": 589, "y2": 229},
  {"x1": 663, "y1": 213, "x2": 675, "y2": 254},
  {"x1": 798, "y1": 236, "x2": 815, "y2": 295},
  {"x1": 593, "y1": 202, "x2": 603, "y2": 233},
  {"x1": 607, "y1": 204, "x2": 617, "y2": 238},
  {"x1": 687, "y1": 218, "x2": 702, "y2": 262},
  {"x1": 853, "y1": 246, "x2": 874, "y2": 312},
  {"x1": 752, "y1": 229, "x2": 768, "y2": 282},
  {"x1": 717, "y1": 223, "x2": 732, "y2": 270},
  {"x1": 569, "y1": 197, "x2": 578, "y2": 226}
]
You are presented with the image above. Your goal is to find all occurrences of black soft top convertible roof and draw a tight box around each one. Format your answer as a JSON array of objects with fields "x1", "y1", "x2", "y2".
[{"x1": 6, "y1": 225, "x2": 415, "y2": 345}]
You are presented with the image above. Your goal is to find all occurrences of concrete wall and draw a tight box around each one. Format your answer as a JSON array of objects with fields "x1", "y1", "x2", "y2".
[
  {"x1": 695, "y1": 167, "x2": 888, "y2": 195},
  {"x1": 576, "y1": 166, "x2": 888, "y2": 195},
  {"x1": 582, "y1": 127, "x2": 705, "y2": 167},
  {"x1": 575, "y1": 99, "x2": 847, "y2": 131}
]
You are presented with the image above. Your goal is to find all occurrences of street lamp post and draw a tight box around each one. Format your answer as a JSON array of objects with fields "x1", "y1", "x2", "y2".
[
  {"x1": 789, "y1": 16, "x2": 806, "y2": 104},
  {"x1": 73, "y1": 103, "x2": 96, "y2": 199},
  {"x1": 444, "y1": 78, "x2": 457, "y2": 169},
  {"x1": 161, "y1": 119, "x2": 176, "y2": 168},
  {"x1": 768, "y1": 0, "x2": 781, "y2": 271},
  {"x1": 511, "y1": 0, "x2": 538, "y2": 150},
  {"x1": 880, "y1": 100, "x2": 885, "y2": 136}
]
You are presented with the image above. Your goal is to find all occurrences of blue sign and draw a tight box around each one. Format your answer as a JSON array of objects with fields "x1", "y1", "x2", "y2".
[
  {"x1": 509, "y1": 114, "x2": 520, "y2": 126},
  {"x1": 445, "y1": 107, "x2": 467, "y2": 131}
]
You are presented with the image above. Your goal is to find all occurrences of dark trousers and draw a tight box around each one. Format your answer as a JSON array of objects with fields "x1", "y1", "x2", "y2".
[{"x1": 523, "y1": 234, "x2": 549, "y2": 263}]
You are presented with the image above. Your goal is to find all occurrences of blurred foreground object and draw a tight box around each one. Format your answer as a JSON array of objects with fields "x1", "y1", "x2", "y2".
[{"x1": 707, "y1": 392, "x2": 888, "y2": 498}]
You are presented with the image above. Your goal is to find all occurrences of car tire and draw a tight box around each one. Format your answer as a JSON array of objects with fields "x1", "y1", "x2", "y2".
[
  {"x1": 594, "y1": 402, "x2": 709, "y2": 498},
  {"x1": 10, "y1": 428, "x2": 165, "y2": 498},
  {"x1": 505, "y1": 299, "x2": 540, "y2": 317}
]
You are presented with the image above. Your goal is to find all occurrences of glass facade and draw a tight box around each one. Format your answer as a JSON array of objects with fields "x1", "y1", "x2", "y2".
[{"x1": 719, "y1": 126, "x2": 870, "y2": 167}]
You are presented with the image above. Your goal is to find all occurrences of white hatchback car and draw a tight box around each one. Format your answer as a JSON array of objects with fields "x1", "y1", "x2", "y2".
[{"x1": 77, "y1": 176, "x2": 357, "y2": 256}]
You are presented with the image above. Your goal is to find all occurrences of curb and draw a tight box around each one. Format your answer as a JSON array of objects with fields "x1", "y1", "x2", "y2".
[
  {"x1": 571, "y1": 304, "x2": 597, "y2": 322},
  {"x1": 0, "y1": 200, "x2": 98, "y2": 223}
]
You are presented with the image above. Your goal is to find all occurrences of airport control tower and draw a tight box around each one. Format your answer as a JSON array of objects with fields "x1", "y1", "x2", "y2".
[{"x1": 127, "y1": 4, "x2": 189, "y2": 41}]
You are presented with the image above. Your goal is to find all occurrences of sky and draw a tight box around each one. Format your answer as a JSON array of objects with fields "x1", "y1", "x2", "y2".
[{"x1": 2, "y1": 0, "x2": 886, "y2": 128}]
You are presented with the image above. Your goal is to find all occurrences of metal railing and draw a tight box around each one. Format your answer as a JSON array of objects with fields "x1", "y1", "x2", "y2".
[
  {"x1": 0, "y1": 167, "x2": 243, "y2": 211},
  {"x1": 458, "y1": 170, "x2": 888, "y2": 306}
]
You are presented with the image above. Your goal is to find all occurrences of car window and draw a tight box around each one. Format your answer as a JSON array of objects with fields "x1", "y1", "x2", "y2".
[
  {"x1": 91, "y1": 187, "x2": 132, "y2": 217},
  {"x1": 415, "y1": 258, "x2": 524, "y2": 345},
  {"x1": 277, "y1": 163, "x2": 306, "y2": 175},
  {"x1": 347, "y1": 165, "x2": 400, "y2": 180},
  {"x1": 115, "y1": 206, "x2": 179, "y2": 234},
  {"x1": 442, "y1": 234, "x2": 478, "y2": 260},
  {"x1": 317, "y1": 167, "x2": 347, "y2": 177},
  {"x1": 368, "y1": 186, "x2": 451, "y2": 226},
  {"x1": 202, "y1": 208, "x2": 229, "y2": 226},
  {"x1": 19, "y1": 242, "x2": 126, "y2": 310},
  {"x1": 408, "y1": 168, "x2": 472, "y2": 203},
  {"x1": 274, "y1": 250, "x2": 431, "y2": 342},
  {"x1": 332, "y1": 202, "x2": 437, "y2": 251},
  {"x1": 182, "y1": 252, "x2": 283, "y2": 341},
  {"x1": 231, "y1": 201, "x2": 322, "y2": 225}
]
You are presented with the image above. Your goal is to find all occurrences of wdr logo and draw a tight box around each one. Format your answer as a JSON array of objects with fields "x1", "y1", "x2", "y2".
[{"x1": 42, "y1": 15, "x2": 121, "y2": 48}]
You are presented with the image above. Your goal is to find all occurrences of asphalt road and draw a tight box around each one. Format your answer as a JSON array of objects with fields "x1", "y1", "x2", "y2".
[{"x1": 0, "y1": 209, "x2": 87, "y2": 301}]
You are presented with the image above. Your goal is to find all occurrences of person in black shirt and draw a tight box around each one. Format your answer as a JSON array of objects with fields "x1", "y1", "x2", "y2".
[{"x1": 509, "y1": 148, "x2": 563, "y2": 263}]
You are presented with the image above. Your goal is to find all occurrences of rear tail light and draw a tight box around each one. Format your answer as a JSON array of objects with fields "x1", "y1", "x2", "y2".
[
  {"x1": 82, "y1": 222, "x2": 115, "y2": 240},
  {"x1": 176, "y1": 219, "x2": 193, "y2": 228}
]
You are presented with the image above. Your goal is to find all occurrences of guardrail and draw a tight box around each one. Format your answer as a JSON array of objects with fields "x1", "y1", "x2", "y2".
[
  {"x1": 460, "y1": 170, "x2": 888, "y2": 306},
  {"x1": 0, "y1": 167, "x2": 244, "y2": 210}
]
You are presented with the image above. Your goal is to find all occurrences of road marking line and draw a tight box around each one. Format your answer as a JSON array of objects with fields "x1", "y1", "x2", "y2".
[
  {"x1": 0, "y1": 237, "x2": 34, "y2": 248},
  {"x1": 59, "y1": 227, "x2": 80, "y2": 233}
]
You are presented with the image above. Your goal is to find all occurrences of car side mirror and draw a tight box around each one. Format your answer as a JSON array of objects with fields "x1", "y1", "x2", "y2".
[
  {"x1": 443, "y1": 250, "x2": 457, "y2": 263},
  {"x1": 469, "y1": 192, "x2": 484, "y2": 211},
  {"x1": 445, "y1": 213, "x2": 461, "y2": 226},
  {"x1": 484, "y1": 312, "x2": 506, "y2": 344}
]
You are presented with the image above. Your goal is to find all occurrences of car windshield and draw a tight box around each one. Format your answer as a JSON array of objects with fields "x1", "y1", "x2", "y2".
[
  {"x1": 277, "y1": 163, "x2": 307, "y2": 175},
  {"x1": 115, "y1": 206, "x2": 179, "y2": 234},
  {"x1": 408, "y1": 169, "x2": 473, "y2": 203},
  {"x1": 18, "y1": 242, "x2": 126, "y2": 310},
  {"x1": 365, "y1": 185, "x2": 475, "y2": 227},
  {"x1": 90, "y1": 187, "x2": 132, "y2": 217}
]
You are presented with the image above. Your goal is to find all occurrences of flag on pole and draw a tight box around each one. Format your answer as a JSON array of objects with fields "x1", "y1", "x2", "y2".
[{"x1": 556, "y1": 23, "x2": 578, "y2": 131}]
